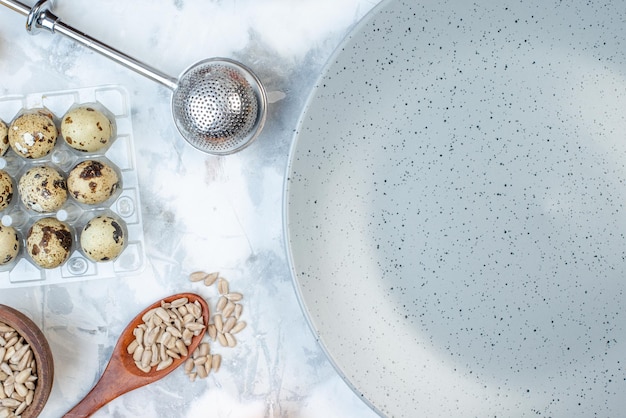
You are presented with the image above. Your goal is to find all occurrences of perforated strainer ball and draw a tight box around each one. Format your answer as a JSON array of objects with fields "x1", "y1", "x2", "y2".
[{"x1": 171, "y1": 58, "x2": 267, "y2": 155}]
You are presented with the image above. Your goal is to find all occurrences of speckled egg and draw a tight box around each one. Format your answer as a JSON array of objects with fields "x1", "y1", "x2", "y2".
[
  {"x1": 8, "y1": 109, "x2": 58, "y2": 159},
  {"x1": 26, "y1": 217, "x2": 73, "y2": 269},
  {"x1": 67, "y1": 160, "x2": 120, "y2": 205},
  {"x1": 0, "y1": 170, "x2": 13, "y2": 211},
  {"x1": 80, "y1": 215, "x2": 125, "y2": 262},
  {"x1": 0, "y1": 119, "x2": 9, "y2": 156},
  {"x1": 18, "y1": 166, "x2": 68, "y2": 213},
  {"x1": 0, "y1": 224, "x2": 19, "y2": 265},
  {"x1": 61, "y1": 106, "x2": 114, "y2": 152}
]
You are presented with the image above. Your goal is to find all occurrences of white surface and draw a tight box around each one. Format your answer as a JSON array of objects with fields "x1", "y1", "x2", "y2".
[
  {"x1": 0, "y1": 0, "x2": 382, "y2": 417},
  {"x1": 286, "y1": 0, "x2": 626, "y2": 417}
]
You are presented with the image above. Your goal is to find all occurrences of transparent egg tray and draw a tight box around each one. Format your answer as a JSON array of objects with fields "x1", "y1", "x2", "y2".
[{"x1": 0, "y1": 85, "x2": 145, "y2": 288}]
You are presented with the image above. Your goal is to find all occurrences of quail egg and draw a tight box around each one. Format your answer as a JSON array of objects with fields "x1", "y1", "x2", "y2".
[
  {"x1": 80, "y1": 215, "x2": 126, "y2": 262},
  {"x1": 0, "y1": 119, "x2": 9, "y2": 156},
  {"x1": 26, "y1": 217, "x2": 73, "y2": 269},
  {"x1": 67, "y1": 160, "x2": 120, "y2": 205},
  {"x1": 61, "y1": 105, "x2": 114, "y2": 152},
  {"x1": 9, "y1": 109, "x2": 58, "y2": 159},
  {"x1": 0, "y1": 224, "x2": 19, "y2": 266},
  {"x1": 18, "y1": 165, "x2": 68, "y2": 213},
  {"x1": 0, "y1": 170, "x2": 13, "y2": 211}
]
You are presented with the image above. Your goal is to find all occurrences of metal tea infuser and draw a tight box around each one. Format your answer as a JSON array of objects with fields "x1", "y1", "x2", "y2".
[{"x1": 0, "y1": 0, "x2": 268, "y2": 155}]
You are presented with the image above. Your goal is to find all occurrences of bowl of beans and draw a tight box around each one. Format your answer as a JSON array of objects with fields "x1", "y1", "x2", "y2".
[{"x1": 0, "y1": 304, "x2": 54, "y2": 418}]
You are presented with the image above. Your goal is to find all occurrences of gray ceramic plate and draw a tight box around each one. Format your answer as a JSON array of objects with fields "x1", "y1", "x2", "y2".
[{"x1": 285, "y1": 0, "x2": 626, "y2": 416}]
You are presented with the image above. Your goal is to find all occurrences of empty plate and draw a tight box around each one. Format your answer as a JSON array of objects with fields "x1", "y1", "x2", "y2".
[{"x1": 285, "y1": 0, "x2": 626, "y2": 416}]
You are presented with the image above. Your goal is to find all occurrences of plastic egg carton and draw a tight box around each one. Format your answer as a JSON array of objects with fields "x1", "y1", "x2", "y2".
[{"x1": 0, "y1": 85, "x2": 145, "y2": 288}]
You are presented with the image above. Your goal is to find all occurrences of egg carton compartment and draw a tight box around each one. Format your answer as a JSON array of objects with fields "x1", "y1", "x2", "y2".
[{"x1": 0, "y1": 85, "x2": 146, "y2": 288}]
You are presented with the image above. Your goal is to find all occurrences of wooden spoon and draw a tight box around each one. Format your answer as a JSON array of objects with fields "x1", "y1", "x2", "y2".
[{"x1": 63, "y1": 293, "x2": 209, "y2": 418}]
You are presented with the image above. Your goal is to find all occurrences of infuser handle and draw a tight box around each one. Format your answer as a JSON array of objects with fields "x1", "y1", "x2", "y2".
[
  {"x1": 0, "y1": 0, "x2": 178, "y2": 90},
  {"x1": 0, "y1": 0, "x2": 29, "y2": 15}
]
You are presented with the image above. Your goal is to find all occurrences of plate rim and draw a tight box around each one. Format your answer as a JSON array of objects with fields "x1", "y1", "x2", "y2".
[{"x1": 282, "y1": 0, "x2": 393, "y2": 416}]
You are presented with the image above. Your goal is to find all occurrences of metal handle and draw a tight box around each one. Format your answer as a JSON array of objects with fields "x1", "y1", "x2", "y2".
[{"x1": 0, "y1": 0, "x2": 178, "y2": 90}]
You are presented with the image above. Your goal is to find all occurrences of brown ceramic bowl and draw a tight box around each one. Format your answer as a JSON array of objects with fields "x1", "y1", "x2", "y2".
[{"x1": 0, "y1": 304, "x2": 54, "y2": 418}]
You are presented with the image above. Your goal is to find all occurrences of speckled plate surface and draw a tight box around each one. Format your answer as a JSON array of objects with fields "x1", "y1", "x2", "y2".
[{"x1": 285, "y1": 0, "x2": 626, "y2": 416}]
